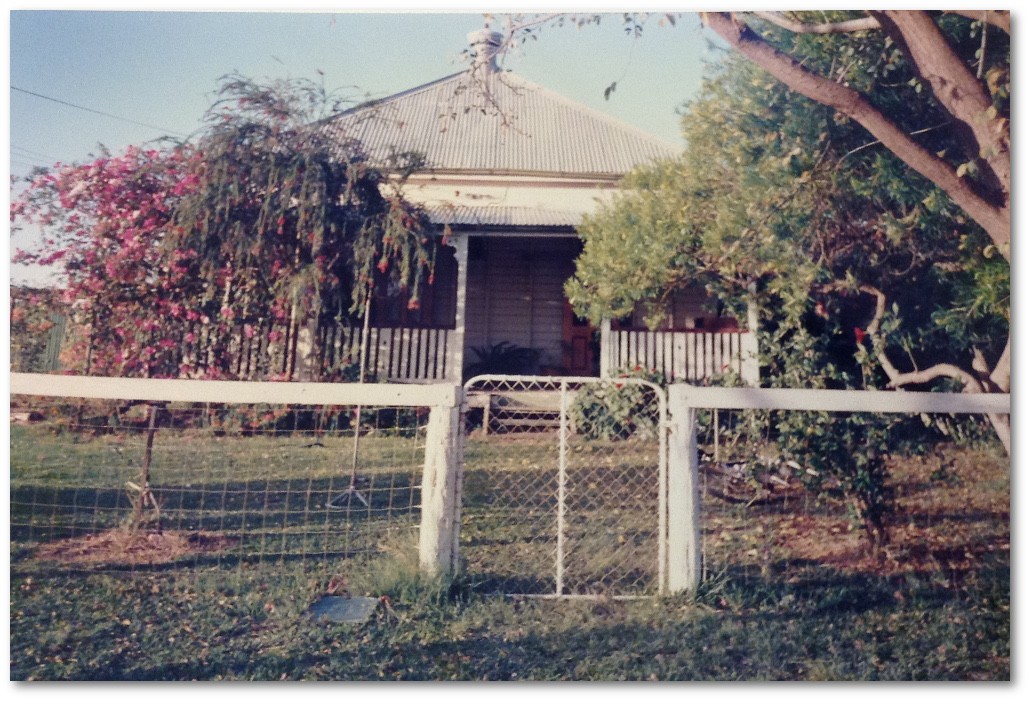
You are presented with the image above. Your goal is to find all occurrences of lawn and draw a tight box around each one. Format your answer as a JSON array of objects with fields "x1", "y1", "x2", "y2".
[{"x1": 9, "y1": 416, "x2": 1010, "y2": 680}]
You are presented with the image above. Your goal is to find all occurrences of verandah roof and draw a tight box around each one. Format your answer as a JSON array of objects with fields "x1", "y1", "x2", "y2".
[{"x1": 426, "y1": 204, "x2": 581, "y2": 229}]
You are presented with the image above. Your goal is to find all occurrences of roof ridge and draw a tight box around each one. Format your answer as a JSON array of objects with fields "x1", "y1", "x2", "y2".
[
  {"x1": 326, "y1": 70, "x2": 468, "y2": 121},
  {"x1": 333, "y1": 68, "x2": 679, "y2": 155}
]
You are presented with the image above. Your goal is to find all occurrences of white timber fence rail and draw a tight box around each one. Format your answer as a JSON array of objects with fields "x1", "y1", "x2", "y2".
[
  {"x1": 666, "y1": 385, "x2": 1012, "y2": 596},
  {"x1": 8, "y1": 372, "x2": 465, "y2": 577}
]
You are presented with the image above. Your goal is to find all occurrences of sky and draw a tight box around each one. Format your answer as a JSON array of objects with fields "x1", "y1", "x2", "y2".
[
  {"x1": 8, "y1": 8, "x2": 712, "y2": 175},
  {"x1": 5, "y1": 3, "x2": 722, "y2": 285}
]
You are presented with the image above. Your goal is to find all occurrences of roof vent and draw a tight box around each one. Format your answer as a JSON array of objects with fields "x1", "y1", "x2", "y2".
[{"x1": 467, "y1": 28, "x2": 503, "y2": 75}]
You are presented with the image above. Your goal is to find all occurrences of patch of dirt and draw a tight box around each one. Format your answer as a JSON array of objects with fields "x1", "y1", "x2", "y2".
[
  {"x1": 772, "y1": 445, "x2": 1010, "y2": 576},
  {"x1": 34, "y1": 529, "x2": 236, "y2": 567}
]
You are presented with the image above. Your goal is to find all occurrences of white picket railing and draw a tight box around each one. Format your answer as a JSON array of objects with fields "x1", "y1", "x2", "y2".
[
  {"x1": 601, "y1": 324, "x2": 760, "y2": 385},
  {"x1": 320, "y1": 325, "x2": 455, "y2": 382}
]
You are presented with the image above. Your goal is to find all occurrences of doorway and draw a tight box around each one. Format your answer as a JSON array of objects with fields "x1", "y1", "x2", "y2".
[{"x1": 562, "y1": 299, "x2": 597, "y2": 376}]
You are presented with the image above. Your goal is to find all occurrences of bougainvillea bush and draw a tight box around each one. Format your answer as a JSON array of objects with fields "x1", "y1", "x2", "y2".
[{"x1": 11, "y1": 74, "x2": 436, "y2": 379}]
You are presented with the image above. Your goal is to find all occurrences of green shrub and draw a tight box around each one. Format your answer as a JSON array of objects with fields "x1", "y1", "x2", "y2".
[
  {"x1": 569, "y1": 367, "x2": 664, "y2": 440},
  {"x1": 464, "y1": 342, "x2": 541, "y2": 379}
]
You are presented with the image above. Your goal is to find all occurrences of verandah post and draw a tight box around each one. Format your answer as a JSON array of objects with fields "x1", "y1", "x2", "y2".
[
  {"x1": 445, "y1": 232, "x2": 469, "y2": 383},
  {"x1": 599, "y1": 318, "x2": 612, "y2": 378},
  {"x1": 667, "y1": 385, "x2": 702, "y2": 595},
  {"x1": 418, "y1": 385, "x2": 464, "y2": 576}
]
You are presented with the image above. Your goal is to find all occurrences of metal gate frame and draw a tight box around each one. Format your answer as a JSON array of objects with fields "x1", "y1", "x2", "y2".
[{"x1": 461, "y1": 374, "x2": 669, "y2": 598}]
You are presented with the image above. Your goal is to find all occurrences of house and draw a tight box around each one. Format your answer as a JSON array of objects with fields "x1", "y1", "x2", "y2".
[{"x1": 310, "y1": 30, "x2": 759, "y2": 385}]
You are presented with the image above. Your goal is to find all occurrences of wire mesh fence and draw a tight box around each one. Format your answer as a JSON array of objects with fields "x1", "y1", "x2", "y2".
[
  {"x1": 686, "y1": 403, "x2": 1009, "y2": 592},
  {"x1": 460, "y1": 376, "x2": 666, "y2": 598},
  {"x1": 10, "y1": 394, "x2": 429, "y2": 580},
  {"x1": 9, "y1": 374, "x2": 1009, "y2": 601}
]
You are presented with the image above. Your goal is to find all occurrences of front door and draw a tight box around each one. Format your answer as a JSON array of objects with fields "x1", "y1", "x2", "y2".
[{"x1": 562, "y1": 300, "x2": 596, "y2": 376}]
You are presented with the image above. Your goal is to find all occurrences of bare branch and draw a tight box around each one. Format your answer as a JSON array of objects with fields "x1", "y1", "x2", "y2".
[
  {"x1": 884, "y1": 362, "x2": 985, "y2": 392},
  {"x1": 988, "y1": 333, "x2": 1010, "y2": 392},
  {"x1": 754, "y1": 9, "x2": 1011, "y2": 37},
  {"x1": 498, "y1": 12, "x2": 566, "y2": 41},
  {"x1": 750, "y1": 11, "x2": 880, "y2": 35},
  {"x1": 856, "y1": 283, "x2": 1010, "y2": 453},
  {"x1": 858, "y1": 284, "x2": 983, "y2": 392},
  {"x1": 944, "y1": 10, "x2": 1010, "y2": 35}
]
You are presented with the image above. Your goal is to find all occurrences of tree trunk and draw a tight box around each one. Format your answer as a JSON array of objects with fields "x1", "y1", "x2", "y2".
[{"x1": 870, "y1": 11, "x2": 1010, "y2": 209}]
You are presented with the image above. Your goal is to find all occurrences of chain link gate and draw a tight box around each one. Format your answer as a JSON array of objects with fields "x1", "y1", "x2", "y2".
[{"x1": 460, "y1": 375, "x2": 668, "y2": 598}]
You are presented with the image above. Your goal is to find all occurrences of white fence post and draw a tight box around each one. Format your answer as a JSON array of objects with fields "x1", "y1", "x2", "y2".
[
  {"x1": 446, "y1": 233, "x2": 469, "y2": 383},
  {"x1": 667, "y1": 385, "x2": 702, "y2": 595},
  {"x1": 418, "y1": 387, "x2": 464, "y2": 576},
  {"x1": 661, "y1": 384, "x2": 1010, "y2": 596}
]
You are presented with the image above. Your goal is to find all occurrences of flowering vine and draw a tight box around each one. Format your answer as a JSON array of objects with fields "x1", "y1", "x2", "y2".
[{"x1": 11, "y1": 74, "x2": 435, "y2": 379}]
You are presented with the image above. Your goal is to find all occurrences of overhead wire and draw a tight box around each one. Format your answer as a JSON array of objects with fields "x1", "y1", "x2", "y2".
[{"x1": 11, "y1": 85, "x2": 189, "y2": 138}]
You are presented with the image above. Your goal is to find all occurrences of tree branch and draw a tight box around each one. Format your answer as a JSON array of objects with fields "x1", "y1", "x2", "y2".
[
  {"x1": 857, "y1": 284, "x2": 984, "y2": 393},
  {"x1": 943, "y1": 10, "x2": 1010, "y2": 35},
  {"x1": 988, "y1": 333, "x2": 1010, "y2": 393},
  {"x1": 870, "y1": 11, "x2": 1010, "y2": 209},
  {"x1": 701, "y1": 12, "x2": 1010, "y2": 261},
  {"x1": 750, "y1": 11, "x2": 879, "y2": 35}
]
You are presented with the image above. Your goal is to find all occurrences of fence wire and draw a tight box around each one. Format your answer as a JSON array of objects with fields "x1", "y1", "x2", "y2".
[
  {"x1": 10, "y1": 396, "x2": 428, "y2": 579},
  {"x1": 692, "y1": 406, "x2": 1009, "y2": 590},
  {"x1": 460, "y1": 376, "x2": 665, "y2": 598}
]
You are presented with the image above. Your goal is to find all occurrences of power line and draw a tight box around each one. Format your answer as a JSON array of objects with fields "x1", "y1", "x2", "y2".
[
  {"x1": 12, "y1": 144, "x2": 59, "y2": 162},
  {"x1": 11, "y1": 86, "x2": 189, "y2": 138}
]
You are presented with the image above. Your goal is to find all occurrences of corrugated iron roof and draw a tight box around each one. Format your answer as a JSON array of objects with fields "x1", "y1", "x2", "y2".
[
  {"x1": 323, "y1": 70, "x2": 679, "y2": 177},
  {"x1": 427, "y1": 204, "x2": 582, "y2": 229}
]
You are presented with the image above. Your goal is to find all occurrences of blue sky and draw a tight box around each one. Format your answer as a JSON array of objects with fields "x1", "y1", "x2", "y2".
[
  {"x1": 8, "y1": 9, "x2": 714, "y2": 179},
  {"x1": 6, "y1": 5, "x2": 719, "y2": 284}
]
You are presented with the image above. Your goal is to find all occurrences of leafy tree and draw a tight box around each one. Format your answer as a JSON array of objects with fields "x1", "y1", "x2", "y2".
[
  {"x1": 500, "y1": 10, "x2": 1010, "y2": 451},
  {"x1": 702, "y1": 11, "x2": 1010, "y2": 262},
  {"x1": 564, "y1": 45, "x2": 1007, "y2": 550},
  {"x1": 11, "y1": 74, "x2": 435, "y2": 379}
]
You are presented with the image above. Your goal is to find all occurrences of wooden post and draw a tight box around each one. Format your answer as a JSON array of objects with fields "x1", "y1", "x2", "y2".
[
  {"x1": 667, "y1": 385, "x2": 702, "y2": 595},
  {"x1": 742, "y1": 285, "x2": 761, "y2": 386},
  {"x1": 599, "y1": 318, "x2": 613, "y2": 378},
  {"x1": 418, "y1": 387, "x2": 463, "y2": 576},
  {"x1": 446, "y1": 233, "x2": 469, "y2": 383}
]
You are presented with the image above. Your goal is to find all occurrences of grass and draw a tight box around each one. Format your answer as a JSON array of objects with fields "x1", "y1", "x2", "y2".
[
  {"x1": 9, "y1": 417, "x2": 1010, "y2": 680},
  {"x1": 9, "y1": 553, "x2": 1009, "y2": 680}
]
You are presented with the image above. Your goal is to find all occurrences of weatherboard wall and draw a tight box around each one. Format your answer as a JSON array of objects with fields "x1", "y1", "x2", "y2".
[{"x1": 464, "y1": 236, "x2": 581, "y2": 373}]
